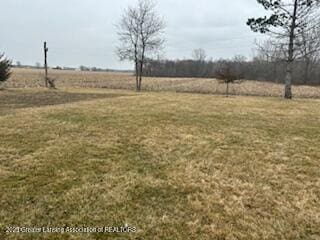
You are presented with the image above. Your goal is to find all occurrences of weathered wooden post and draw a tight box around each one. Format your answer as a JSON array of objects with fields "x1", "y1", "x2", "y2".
[{"x1": 44, "y1": 42, "x2": 48, "y2": 88}]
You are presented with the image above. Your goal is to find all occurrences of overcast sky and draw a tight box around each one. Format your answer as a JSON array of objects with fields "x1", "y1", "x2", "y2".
[{"x1": 1, "y1": 0, "x2": 267, "y2": 70}]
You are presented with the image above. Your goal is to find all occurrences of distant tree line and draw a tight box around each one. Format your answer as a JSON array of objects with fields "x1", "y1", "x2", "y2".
[
  {"x1": 143, "y1": 54, "x2": 320, "y2": 85},
  {"x1": 79, "y1": 66, "x2": 105, "y2": 72}
]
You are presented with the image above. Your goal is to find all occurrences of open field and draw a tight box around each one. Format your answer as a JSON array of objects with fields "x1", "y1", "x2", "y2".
[
  {"x1": 6, "y1": 68, "x2": 320, "y2": 98},
  {"x1": 0, "y1": 88, "x2": 319, "y2": 239}
]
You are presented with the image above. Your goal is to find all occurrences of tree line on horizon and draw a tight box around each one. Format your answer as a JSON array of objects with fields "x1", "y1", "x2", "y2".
[{"x1": 142, "y1": 49, "x2": 320, "y2": 85}]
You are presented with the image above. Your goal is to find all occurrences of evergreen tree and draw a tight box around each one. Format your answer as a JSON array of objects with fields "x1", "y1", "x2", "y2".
[
  {"x1": 247, "y1": 0, "x2": 320, "y2": 99},
  {"x1": 0, "y1": 53, "x2": 12, "y2": 84}
]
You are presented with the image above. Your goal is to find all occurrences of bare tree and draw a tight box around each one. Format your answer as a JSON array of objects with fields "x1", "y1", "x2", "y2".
[
  {"x1": 117, "y1": 5, "x2": 140, "y2": 90},
  {"x1": 117, "y1": 0, "x2": 165, "y2": 91},
  {"x1": 248, "y1": 0, "x2": 320, "y2": 99},
  {"x1": 255, "y1": 39, "x2": 286, "y2": 62},
  {"x1": 192, "y1": 48, "x2": 206, "y2": 62},
  {"x1": 254, "y1": 39, "x2": 287, "y2": 83},
  {"x1": 215, "y1": 59, "x2": 244, "y2": 97},
  {"x1": 297, "y1": 24, "x2": 320, "y2": 83},
  {"x1": 191, "y1": 48, "x2": 207, "y2": 77}
]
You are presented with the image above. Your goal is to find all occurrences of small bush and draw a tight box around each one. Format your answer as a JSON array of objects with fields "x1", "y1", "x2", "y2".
[
  {"x1": 215, "y1": 60, "x2": 244, "y2": 96},
  {"x1": 48, "y1": 77, "x2": 56, "y2": 89},
  {"x1": 0, "y1": 53, "x2": 12, "y2": 85}
]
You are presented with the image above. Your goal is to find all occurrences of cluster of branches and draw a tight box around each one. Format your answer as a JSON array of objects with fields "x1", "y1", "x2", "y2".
[{"x1": 117, "y1": 0, "x2": 165, "y2": 91}]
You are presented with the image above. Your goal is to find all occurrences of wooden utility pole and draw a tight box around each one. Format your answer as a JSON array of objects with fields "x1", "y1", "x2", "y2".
[{"x1": 44, "y1": 42, "x2": 48, "y2": 88}]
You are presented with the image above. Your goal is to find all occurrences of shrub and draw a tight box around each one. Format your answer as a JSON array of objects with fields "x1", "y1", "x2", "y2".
[
  {"x1": 0, "y1": 53, "x2": 12, "y2": 85},
  {"x1": 215, "y1": 60, "x2": 244, "y2": 97}
]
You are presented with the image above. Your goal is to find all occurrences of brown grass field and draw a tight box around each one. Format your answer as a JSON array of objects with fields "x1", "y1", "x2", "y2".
[
  {"x1": 0, "y1": 69, "x2": 320, "y2": 239},
  {"x1": 6, "y1": 68, "x2": 320, "y2": 98}
]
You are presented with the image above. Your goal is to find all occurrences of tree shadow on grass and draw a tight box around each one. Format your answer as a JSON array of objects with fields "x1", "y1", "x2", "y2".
[{"x1": 0, "y1": 89, "x2": 132, "y2": 114}]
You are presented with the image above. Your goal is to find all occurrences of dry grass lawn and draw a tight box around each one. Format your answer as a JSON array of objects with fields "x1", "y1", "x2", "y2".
[
  {"x1": 6, "y1": 68, "x2": 320, "y2": 98},
  {"x1": 0, "y1": 88, "x2": 319, "y2": 240}
]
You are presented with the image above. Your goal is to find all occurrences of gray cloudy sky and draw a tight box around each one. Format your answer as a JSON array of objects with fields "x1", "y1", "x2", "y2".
[{"x1": 0, "y1": 0, "x2": 267, "y2": 69}]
